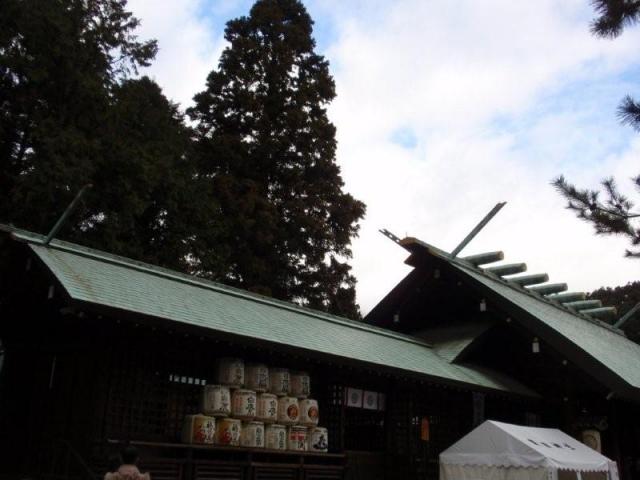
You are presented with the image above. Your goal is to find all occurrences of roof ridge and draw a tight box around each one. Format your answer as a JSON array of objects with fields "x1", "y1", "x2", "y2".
[
  {"x1": 2, "y1": 224, "x2": 433, "y2": 349},
  {"x1": 404, "y1": 237, "x2": 626, "y2": 337},
  {"x1": 452, "y1": 258, "x2": 625, "y2": 335}
]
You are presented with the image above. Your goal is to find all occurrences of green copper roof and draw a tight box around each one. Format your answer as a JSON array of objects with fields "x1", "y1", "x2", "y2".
[
  {"x1": 3, "y1": 226, "x2": 535, "y2": 397},
  {"x1": 400, "y1": 237, "x2": 640, "y2": 396}
]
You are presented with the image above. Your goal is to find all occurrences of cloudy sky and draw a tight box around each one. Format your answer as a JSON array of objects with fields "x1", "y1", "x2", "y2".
[{"x1": 128, "y1": 0, "x2": 639, "y2": 314}]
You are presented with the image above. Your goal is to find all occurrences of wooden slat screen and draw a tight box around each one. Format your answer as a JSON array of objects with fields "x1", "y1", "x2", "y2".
[
  {"x1": 303, "y1": 465, "x2": 343, "y2": 480},
  {"x1": 251, "y1": 463, "x2": 298, "y2": 480},
  {"x1": 139, "y1": 458, "x2": 184, "y2": 480},
  {"x1": 194, "y1": 460, "x2": 244, "y2": 480}
]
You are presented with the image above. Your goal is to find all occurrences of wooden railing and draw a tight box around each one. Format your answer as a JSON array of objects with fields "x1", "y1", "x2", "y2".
[{"x1": 92, "y1": 439, "x2": 346, "y2": 480}]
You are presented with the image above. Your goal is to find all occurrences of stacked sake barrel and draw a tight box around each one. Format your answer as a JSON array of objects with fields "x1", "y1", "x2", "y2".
[
  {"x1": 181, "y1": 358, "x2": 328, "y2": 453},
  {"x1": 269, "y1": 368, "x2": 327, "y2": 452}
]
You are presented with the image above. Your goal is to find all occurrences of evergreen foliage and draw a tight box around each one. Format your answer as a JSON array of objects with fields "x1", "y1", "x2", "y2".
[
  {"x1": 553, "y1": 0, "x2": 640, "y2": 258},
  {"x1": 188, "y1": 0, "x2": 365, "y2": 318},
  {"x1": 0, "y1": 0, "x2": 205, "y2": 271},
  {"x1": 80, "y1": 77, "x2": 214, "y2": 271},
  {"x1": 590, "y1": 0, "x2": 640, "y2": 37}
]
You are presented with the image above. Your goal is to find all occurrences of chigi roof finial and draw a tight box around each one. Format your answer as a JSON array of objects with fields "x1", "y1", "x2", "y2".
[
  {"x1": 43, "y1": 183, "x2": 92, "y2": 246},
  {"x1": 450, "y1": 202, "x2": 506, "y2": 258},
  {"x1": 378, "y1": 228, "x2": 402, "y2": 244}
]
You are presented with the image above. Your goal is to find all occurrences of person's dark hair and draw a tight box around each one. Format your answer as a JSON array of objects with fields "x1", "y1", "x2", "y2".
[{"x1": 121, "y1": 445, "x2": 139, "y2": 465}]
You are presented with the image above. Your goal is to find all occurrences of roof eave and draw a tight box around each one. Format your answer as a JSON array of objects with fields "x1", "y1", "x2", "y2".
[{"x1": 65, "y1": 297, "x2": 539, "y2": 398}]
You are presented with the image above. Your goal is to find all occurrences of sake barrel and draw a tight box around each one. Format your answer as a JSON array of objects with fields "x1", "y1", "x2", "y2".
[
  {"x1": 582, "y1": 429, "x2": 602, "y2": 452},
  {"x1": 232, "y1": 389, "x2": 257, "y2": 420},
  {"x1": 308, "y1": 427, "x2": 328, "y2": 452},
  {"x1": 201, "y1": 384, "x2": 231, "y2": 417},
  {"x1": 216, "y1": 357, "x2": 244, "y2": 387},
  {"x1": 241, "y1": 421, "x2": 265, "y2": 448},
  {"x1": 290, "y1": 371, "x2": 311, "y2": 398},
  {"x1": 256, "y1": 393, "x2": 278, "y2": 424},
  {"x1": 299, "y1": 398, "x2": 319, "y2": 426},
  {"x1": 216, "y1": 417, "x2": 241, "y2": 446},
  {"x1": 277, "y1": 396, "x2": 299, "y2": 425},
  {"x1": 265, "y1": 424, "x2": 287, "y2": 450},
  {"x1": 270, "y1": 368, "x2": 290, "y2": 396},
  {"x1": 245, "y1": 363, "x2": 269, "y2": 392},
  {"x1": 287, "y1": 425, "x2": 308, "y2": 451},
  {"x1": 181, "y1": 414, "x2": 215, "y2": 444}
]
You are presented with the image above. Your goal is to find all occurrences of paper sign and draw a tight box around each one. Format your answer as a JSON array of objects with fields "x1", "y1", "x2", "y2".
[
  {"x1": 346, "y1": 388, "x2": 363, "y2": 408},
  {"x1": 363, "y1": 391, "x2": 378, "y2": 410}
]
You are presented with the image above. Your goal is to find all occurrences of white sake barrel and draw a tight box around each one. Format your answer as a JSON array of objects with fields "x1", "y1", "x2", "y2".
[
  {"x1": 308, "y1": 427, "x2": 328, "y2": 452},
  {"x1": 299, "y1": 398, "x2": 319, "y2": 426},
  {"x1": 277, "y1": 396, "x2": 300, "y2": 425},
  {"x1": 216, "y1": 358, "x2": 244, "y2": 387},
  {"x1": 232, "y1": 389, "x2": 257, "y2": 420},
  {"x1": 245, "y1": 363, "x2": 269, "y2": 392},
  {"x1": 256, "y1": 393, "x2": 278, "y2": 424},
  {"x1": 265, "y1": 424, "x2": 287, "y2": 450},
  {"x1": 181, "y1": 414, "x2": 215, "y2": 444},
  {"x1": 582, "y1": 429, "x2": 602, "y2": 452},
  {"x1": 201, "y1": 385, "x2": 231, "y2": 417},
  {"x1": 287, "y1": 425, "x2": 308, "y2": 451},
  {"x1": 241, "y1": 421, "x2": 265, "y2": 448},
  {"x1": 270, "y1": 368, "x2": 290, "y2": 396},
  {"x1": 216, "y1": 417, "x2": 241, "y2": 446},
  {"x1": 291, "y1": 371, "x2": 311, "y2": 398}
]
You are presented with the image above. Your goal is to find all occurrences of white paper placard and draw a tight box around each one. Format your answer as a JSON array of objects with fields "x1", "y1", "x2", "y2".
[
  {"x1": 363, "y1": 391, "x2": 378, "y2": 410},
  {"x1": 346, "y1": 388, "x2": 363, "y2": 408}
]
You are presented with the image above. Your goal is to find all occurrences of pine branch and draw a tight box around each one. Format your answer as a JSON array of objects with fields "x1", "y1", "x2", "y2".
[
  {"x1": 618, "y1": 95, "x2": 640, "y2": 131},
  {"x1": 577, "y1": 1, "x2": 640, "y2": 258},
  {"x1": 552, "y1": 175, "x2": 640, "y2": 257},
  {"x1": 591, "y1": 0, "x2": 640, "y2": 37}
]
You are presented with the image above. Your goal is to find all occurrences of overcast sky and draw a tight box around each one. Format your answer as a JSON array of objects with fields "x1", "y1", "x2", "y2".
[{"x1": 128, "y1": 0, "x2": 639, "y2": 315}]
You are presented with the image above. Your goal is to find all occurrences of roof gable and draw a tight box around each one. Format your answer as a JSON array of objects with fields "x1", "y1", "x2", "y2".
[
  {"x1": 366, "y1": 236, "x2": 640, "y2": 399},
  {"x1": 454, "y1": 263, "x2": 640, "y2": 388}
]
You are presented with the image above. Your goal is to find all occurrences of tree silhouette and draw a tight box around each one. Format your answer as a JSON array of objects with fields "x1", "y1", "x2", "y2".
[
  {"x1": 188, "y1": 0, "x2": 366, "y2": 318},
  {"x1": 0, "y1": 0, "x2": 205, "y2": 271}
]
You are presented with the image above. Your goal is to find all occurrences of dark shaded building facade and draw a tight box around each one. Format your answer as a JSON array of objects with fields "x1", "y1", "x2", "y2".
[{"x1": 0, "y1": 225, "x2": 638, "y2": 480}]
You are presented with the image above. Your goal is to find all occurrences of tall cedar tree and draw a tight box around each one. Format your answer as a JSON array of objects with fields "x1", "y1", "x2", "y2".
[
  {"x1": 189, "y1": 0, "x2": 366, "y2": 319},
  {"x1": 589, "y1": 281, "x2": 640, "y2": 342},
  {"x1": 553, "y1": 0, "x2": 640, "y2": 257},
  {"x1": 0, "y1": 0, "x2": 206, "y2": 271}
]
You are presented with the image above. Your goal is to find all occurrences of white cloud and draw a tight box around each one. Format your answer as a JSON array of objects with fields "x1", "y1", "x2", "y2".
[
  {"x1": 127, "y1": 0, "x2": 228, "y2": 109},
  {"x1": 317, "y1": 0, "x2": 640, "y2": 313}
]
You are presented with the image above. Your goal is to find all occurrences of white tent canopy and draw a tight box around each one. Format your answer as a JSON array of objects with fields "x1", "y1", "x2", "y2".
[{"x1": 440, "y1": 421, "x2": 618, "y2": 480}]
